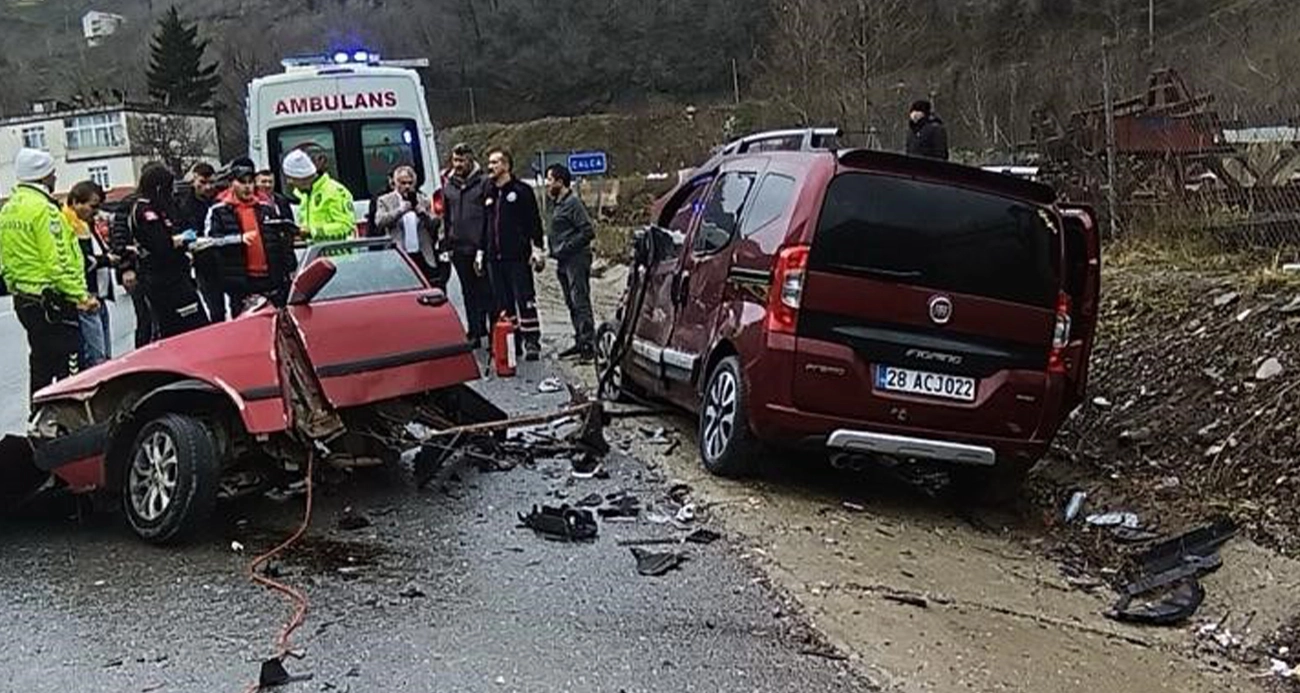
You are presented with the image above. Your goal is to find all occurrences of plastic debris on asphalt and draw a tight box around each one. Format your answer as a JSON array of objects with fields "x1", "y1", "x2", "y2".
[
  {"x1": 630, "y1": 547, "x2": 686, "y2": 576},
  {"x1": 537, "y1": 377, "x2": 565, "y2": 393},
  {"x1": 517, "y1": 505, "x2": 599, "y2": 542}
]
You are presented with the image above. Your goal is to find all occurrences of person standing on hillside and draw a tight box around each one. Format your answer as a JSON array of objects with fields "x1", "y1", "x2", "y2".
[
  {"x1": 442, "y1": 143, "x2": 494, "y2": 348},
  {"x1": 484, "y1": 148, "x2": 545, "y2": 361},
  {"x1": 905, "y1": 99, "x2": 949, "y2": 161},
  {"x1": 0, "y1": 149, "x2": 96, "y2": 396},
  {"x1": 281, "y1": 148, "x2": 356, "y2": 243},
  {"x1": 544, "y1": 164, "x2": 596, "y2": 363},
  {"x1": 63, "y1": 181, "x2": 115, "y2": 368}
]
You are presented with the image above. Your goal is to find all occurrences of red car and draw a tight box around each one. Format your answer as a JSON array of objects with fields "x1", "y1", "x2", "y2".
[
  {"x1": 597, "y1": 129, "x2": 1100, "y2": 497},
  {"x1": 2, "y1": 241, "x2": 500, "y2": 543}
]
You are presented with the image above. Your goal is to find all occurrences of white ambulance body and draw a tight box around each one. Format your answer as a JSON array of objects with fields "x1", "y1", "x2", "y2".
[{"x1": 246, "y1": 52, "x2": 442, "y2": 234}]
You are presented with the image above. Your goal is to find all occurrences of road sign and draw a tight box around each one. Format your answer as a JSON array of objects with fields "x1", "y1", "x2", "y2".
[{"x1": 567, "y1": 150, "x2": 608, "y2": 176}]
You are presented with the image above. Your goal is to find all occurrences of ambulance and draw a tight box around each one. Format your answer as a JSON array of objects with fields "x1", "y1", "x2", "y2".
[{"x1": 246, "y1": 50, "x2": 444, "y2": 234}]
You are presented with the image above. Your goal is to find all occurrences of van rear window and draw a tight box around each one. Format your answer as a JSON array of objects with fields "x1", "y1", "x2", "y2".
[{"x1": 810, "y1": 173, "x2": 1059, "y2": 308}]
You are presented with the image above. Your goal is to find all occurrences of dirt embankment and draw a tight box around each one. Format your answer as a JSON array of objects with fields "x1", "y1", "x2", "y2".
[{"x1": 1042, "y1": 258, "x2": 1300, "y2": 560}]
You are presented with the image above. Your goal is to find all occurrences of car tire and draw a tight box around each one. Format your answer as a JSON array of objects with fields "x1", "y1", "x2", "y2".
[
  {"x1": 122, "y1": 413, "x2": 220, "y2": 545},
  {"x1": 699, "y1": 356, "x2": 764, "y2": 478},
  {"x1": 951, "y1": 459, "x2": 1034, "y2": 506},
  {"x1": 594, "y1": 321, "x2": 632, "y2": 403}
]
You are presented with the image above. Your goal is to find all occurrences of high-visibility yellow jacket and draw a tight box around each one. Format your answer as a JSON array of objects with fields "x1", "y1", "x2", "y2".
[{"x1": 0, "y1": 183, "x2": 87, "y2": 301}]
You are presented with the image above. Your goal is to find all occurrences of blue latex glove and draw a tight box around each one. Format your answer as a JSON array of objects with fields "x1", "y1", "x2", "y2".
[{"x1": 180, "y1": 229, "x2": 198, "y2": 244}]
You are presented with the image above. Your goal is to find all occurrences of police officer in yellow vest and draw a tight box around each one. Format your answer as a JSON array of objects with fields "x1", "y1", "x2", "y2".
[
  {"x1": 0, "y1": 149, "x2": 98, "y2": 396},
  {"x1": 281, "y1": 148, "x2": 356, "y2": 243}
]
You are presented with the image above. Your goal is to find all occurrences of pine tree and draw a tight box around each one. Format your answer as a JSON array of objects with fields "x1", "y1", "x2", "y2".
[{"x1": 146, "y1": 6, "x2": 220, "y2": 109}]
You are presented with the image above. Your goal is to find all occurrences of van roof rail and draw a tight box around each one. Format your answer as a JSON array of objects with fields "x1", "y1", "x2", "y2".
[{"x1": 721, "y1": 127, "x2": 843, "y2": 155}]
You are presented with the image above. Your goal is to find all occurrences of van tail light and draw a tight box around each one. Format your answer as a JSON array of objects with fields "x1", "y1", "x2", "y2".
[
  {"x1": 1048, "y1": 291, "x2": 1072, "y2": 374},
  {"x1": 765, "y1": 245, "x2": 810, "y2": 334},
  {"x1": 432, "y1": 189, "x2": 446, "y2": 217}
]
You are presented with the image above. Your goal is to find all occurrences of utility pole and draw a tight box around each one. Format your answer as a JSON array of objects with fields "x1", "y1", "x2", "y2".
[
  {"x1": 1148, "y1": 0, "x2": 1155, "y2": 53},
  {"x1": 731, "y1": 58, "x2": 740, "y2": 105},
  {"x1": 1102, "y1": 39, "x2": 1119, "y2": 237}
]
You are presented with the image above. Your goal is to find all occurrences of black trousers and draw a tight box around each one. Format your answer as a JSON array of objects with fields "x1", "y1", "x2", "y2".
[
  {"x1": 488, "y1": 260, "x2": 540, "y2": 348},
  {"x1": 147, "y1": 278, "x2": 209, "y2": 339},
  {"x1": 452, "y1": 253, "x2": 494, "y2": 340},
  {"x1": 196, "y1": 269, "x2": 227, "y2": 323},
  {"x1": 129, "y1": 287, "x2": 155, "y2": 348},
  {"x1": 556, "y1": 249, "x2": 596, "y2": 350},
  {"x1": 15, "y1": 294, "x2": 81, "y2": 397}
]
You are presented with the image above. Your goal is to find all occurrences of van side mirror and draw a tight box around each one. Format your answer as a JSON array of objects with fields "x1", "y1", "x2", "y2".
[{"x1": 288, "y1": 258, "x2": 337, "y2": 305}]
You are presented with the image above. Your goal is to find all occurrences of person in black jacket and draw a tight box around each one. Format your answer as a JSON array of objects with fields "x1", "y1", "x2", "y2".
[
  {"x1": 130, "y1": 163, "x2": 209, "y2": 339},
  {"x1": 442, "y1": 143, "x2": 494, "y2": 346},
  {"x1": 203, "y1": 158, "x2": 297, "y2": 314},
  {"x1": 905, "y1": 99, "x2": 949, "y2": 161},
  {"x1": 110, "y1": 192, "x2": 156, "y2": 347},
  {"x1": 484, "y1": 148, "x2": 544, "y2": 361},
  {"x1": 175, "y1": 162, "x2": 226, "y2": 320},
  {"x1": 254, "y1": 169, "x2": 298, "y2": 225}
]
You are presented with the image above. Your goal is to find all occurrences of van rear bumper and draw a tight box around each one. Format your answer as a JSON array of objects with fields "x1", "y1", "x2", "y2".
[
  {"x1": 826, "y1": 429, "x2": 996, "y2": 466},
  {"x1": 756, "y1": 403, "x2": 1050, "y2": 465}
]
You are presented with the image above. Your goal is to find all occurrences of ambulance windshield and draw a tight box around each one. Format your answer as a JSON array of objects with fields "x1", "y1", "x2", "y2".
[{"x1": 271, "y1": 118, "x2": 424, "y2": 200}]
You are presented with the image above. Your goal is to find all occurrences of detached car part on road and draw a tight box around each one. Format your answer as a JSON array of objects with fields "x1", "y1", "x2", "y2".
[
  {"x1": 3, "y1": 240, "x2": 503, "y2": 544},
  {"x1": 597, "y1": 128, "x2": 1101, "y2": 498}
]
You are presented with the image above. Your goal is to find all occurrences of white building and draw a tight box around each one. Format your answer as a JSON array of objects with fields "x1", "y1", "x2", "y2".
[
  {"x1": 82, "y1": 10, "x2": 126, "y2": 47},
  {"x1": 0, "y1": 103, "x2": 220, "y2": 200}
]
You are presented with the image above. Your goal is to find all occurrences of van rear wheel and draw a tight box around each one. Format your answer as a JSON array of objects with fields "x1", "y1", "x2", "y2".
[{"x1": 699, "y1": 356, "x2": 763, "y2": 478}]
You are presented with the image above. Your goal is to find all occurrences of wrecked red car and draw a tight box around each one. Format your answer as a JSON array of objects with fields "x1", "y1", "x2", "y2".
[
  {"x1": 596, "y1": 128, "x2": 1100, "y2": 498},
  {"x1": 2, "y1": 240, "x2": 500, "y2": 544}
]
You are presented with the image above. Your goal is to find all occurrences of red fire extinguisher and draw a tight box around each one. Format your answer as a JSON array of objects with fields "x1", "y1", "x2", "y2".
[{"x1": 492, "y1": 312, "x2": 517, "y2": 377}]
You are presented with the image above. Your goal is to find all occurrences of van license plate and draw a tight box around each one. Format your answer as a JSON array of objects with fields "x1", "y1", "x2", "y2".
[{"x1": 875, "y1": 366, "x2": 976, "y2": 402}]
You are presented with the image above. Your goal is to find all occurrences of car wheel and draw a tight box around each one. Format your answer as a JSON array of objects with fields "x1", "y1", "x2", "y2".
[
  {"x1": 699, "y1": 356, "x2": 763, "y2": 478},
  {"x1": 594, "y1": 322, "x2": 630, "y2": 402},
  {"x1": 123, "y1": 414, "x2": 220, "y2": 545}
]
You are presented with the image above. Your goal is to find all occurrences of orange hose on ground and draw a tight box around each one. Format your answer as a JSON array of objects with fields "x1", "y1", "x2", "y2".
[{"x1": 240, "y1": 450, "x2": 315, "y2": 692}]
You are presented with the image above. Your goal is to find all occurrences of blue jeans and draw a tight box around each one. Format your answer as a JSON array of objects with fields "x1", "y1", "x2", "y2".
[{"x1": 79, "y1": 303, "x2": 112, "y2": 369}]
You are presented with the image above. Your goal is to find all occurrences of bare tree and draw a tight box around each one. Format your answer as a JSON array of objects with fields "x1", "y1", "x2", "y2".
[{"x1": 128, "y1": 112, "x2": 218, "y2": 173}]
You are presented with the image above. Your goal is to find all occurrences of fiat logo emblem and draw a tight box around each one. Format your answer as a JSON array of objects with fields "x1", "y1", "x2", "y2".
[{"x1": 928, "y1": 296, "x2": 953, "y2": 325}]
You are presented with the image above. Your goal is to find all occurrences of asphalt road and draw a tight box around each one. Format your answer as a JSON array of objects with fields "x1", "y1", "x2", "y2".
[{"x1": 0, "y1": 278, "x2": 869, "y2": 692}]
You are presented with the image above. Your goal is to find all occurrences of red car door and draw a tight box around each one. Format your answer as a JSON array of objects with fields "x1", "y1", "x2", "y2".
[
  {"x1": 289, "y1": 247, "x2": 480, "y2": 408},
  {"x1": 662, "y1": 167, "x2": 760, "y2": 409},
  {"x1": 624, "y1": 178, "x2": 713, "y2": 397}
]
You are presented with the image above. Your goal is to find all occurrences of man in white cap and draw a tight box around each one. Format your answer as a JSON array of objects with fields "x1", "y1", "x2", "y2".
[
  {"x1": 0, "y1": 148, "x2": 97, "y2": 396},
  {"x1": 280, "y1": 148, "x2": 355, "y2": 243}
]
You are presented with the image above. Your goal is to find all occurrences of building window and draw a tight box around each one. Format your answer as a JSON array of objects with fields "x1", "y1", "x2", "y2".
[
  {"x1": 21, "y1": 126, "x2": 47, "y2": 150},
  {"x1": 64, "y1": 112, "x2": 125, "y2": 151},
  {"x1": 88, "y1": 165, "x2": 111, "y2": 189}
]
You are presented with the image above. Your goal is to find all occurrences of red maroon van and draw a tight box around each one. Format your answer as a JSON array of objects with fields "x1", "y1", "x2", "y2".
[{"x1": 597, "y1": 129, "x2": 1100, "y2": 497}]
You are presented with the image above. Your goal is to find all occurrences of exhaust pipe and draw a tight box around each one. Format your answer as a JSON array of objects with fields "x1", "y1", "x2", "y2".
[{"x1": 829, "y1": 453, "x2": 867, "y2": 473}]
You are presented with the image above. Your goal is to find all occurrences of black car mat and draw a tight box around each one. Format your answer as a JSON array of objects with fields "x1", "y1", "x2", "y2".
[
  {"x1": 630, "y1": 547, "x2": 686, "y2": 576},
  {"x1": 518, "y1": 505, "x2": 599, "y2": 542}
]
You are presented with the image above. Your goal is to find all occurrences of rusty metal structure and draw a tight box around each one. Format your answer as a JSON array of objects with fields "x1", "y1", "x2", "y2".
[{"x1": 1024, "y1": 68, "x2": 1300, "y2": 231}]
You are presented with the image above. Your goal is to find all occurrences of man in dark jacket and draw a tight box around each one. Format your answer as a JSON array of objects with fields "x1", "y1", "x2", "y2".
[
  {"x1": 442, "y1": 143, "x2": 493, "y2": 346},
  {"x1": 203, "y1": 158, "x2": 297, "y2": 314},
  {"x1": 905, "y1": 99, "x2": 949, "y2": 161},
  {"x1": 484, "y1": 148, "x2": 544, "y2": 361},
  {"x1": 175, "y1": 162, "x2": 226, "y2": 320},
  {"x1": 255, "y1": 169, "x2": 298, "y2": 226},
  {"x1": 110, "y1": 191, "x2": 155, "y2": 347},
  {"x1": 544, "y1": 164, "x2": 596, "y2": 362}
]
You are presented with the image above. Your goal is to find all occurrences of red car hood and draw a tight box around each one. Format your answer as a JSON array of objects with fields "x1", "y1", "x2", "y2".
[{"x1": 34, "y1": 309, "x2": 280, "y2": 404}]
